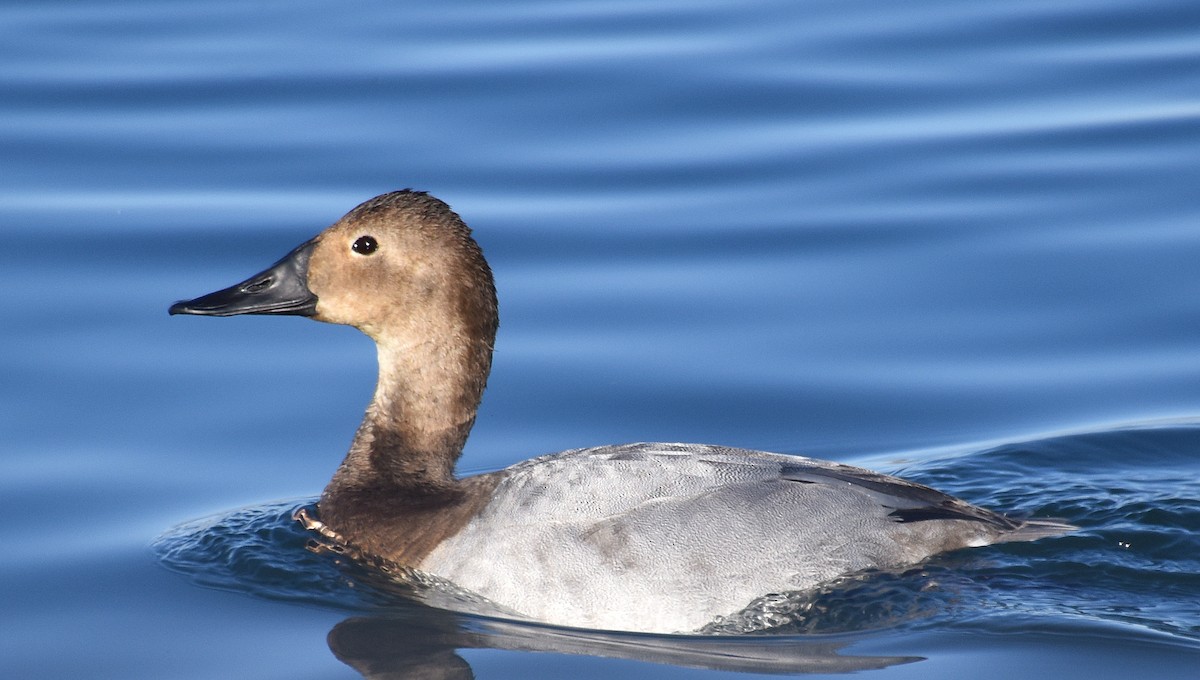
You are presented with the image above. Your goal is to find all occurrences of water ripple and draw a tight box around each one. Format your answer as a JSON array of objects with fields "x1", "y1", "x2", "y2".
[{"x1": 155, "y1": 424, "x2": 1200, "y2": 645}]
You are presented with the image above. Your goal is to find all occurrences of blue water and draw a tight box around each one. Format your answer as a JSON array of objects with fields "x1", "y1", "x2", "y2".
[{"x1": 3, "y1": 0, "x2": 1199, "y2": 677}]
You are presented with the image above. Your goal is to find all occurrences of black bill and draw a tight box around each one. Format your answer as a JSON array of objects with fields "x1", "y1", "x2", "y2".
[{"x1": 169, "y1": 238, "x2": 319, "y2": 317}]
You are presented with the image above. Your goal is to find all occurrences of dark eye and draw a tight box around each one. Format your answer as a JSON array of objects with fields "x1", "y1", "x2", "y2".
[{"x1": 352, "y1": 235, "x2": 378, "y2": 255}]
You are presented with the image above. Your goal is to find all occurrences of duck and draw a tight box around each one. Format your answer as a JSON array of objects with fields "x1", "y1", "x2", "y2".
[{"x1": 169, "y1": 190, "x2": 1074, "y2": 634}]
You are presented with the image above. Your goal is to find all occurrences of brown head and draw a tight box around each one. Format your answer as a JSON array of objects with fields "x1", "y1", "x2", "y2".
[
  {"x1": 304, "y1": 192, "x2": 498, "y2": 353},
  {"x1": 170, "y1": 190, "x2": 499, "y2": 497}
]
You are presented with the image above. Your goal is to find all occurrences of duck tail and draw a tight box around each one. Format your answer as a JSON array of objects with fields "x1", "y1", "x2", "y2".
[{"x1": 995, "y1": 517, "x2": 1077, "y2": 543}]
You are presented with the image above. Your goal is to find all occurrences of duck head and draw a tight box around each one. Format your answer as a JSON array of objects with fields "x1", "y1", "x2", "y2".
[
  {"x1": 170, "y1": 190, "x2": 498, "y2": 347},
  {"x1": 171, "y1": 190, "x2": 499, "y2": 496}
]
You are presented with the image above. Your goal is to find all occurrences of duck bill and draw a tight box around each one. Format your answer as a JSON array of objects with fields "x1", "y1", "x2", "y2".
[{"x1": 169, "y1": 238, "x2": 319, "y2": 317}]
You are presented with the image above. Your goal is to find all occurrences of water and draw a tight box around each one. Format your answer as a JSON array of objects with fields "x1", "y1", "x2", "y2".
[{"x1": 2, "y1": 0, "x2": 1199, "y2": 677}]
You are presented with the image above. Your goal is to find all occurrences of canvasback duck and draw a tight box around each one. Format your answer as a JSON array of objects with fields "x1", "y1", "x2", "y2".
[{"x1": 170, "y1": 190, "x2": 1073, "y2": 634}]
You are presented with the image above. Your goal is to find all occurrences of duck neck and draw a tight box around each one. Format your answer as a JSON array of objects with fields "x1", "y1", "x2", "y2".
[{"x1": 322, "y1": 332, "x2": 493, "y2": 508}]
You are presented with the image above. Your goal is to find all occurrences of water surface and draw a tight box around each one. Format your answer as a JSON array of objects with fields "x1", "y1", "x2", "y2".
[{"x1": 2, "y1": 0, "x2": 1199, "y2": 677}]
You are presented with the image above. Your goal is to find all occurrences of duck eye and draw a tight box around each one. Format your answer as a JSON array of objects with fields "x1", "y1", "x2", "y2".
[{"x1": 352, "y1": 235, "x2": 378, "y2": 255}]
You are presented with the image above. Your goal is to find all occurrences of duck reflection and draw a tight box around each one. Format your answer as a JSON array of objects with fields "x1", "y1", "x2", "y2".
[
  {"x1": 325, "y1": 607, "x2": 919, "y2": 679},
  {"x1": 155, "y1": 501, "x2": 929, "y2": 678}
]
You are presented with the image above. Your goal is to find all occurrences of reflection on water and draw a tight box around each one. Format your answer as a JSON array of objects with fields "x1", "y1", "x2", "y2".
[
  {"x1": 155, "y1": 505, "x2": 922, "y2": 675},
  {"x1": 327, "y1": 612, "x2": 918, "y2": 678},
  {"x1": 154, "y1": 424, "x2": 1200, "y2": 676}
]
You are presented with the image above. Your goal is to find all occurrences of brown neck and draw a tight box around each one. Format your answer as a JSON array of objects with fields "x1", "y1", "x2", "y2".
[
  {"x1": 316, "y1": 323, "x2": 498, "y2": 564},
  {"x1": 324, "y1": 329, "x2": 490, "y2": 482}
]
